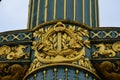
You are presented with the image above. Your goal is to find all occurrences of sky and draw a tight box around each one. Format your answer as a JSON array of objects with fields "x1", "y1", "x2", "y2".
[{"x1": 0, "y1": 0, "x2": 120, "y2": 32}]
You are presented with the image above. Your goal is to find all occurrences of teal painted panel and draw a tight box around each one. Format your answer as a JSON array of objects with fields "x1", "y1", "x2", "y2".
[
  {"x1": 56, "y1": 67, "x2": 65, "y2": 79},
  {"x1": 47, "y1": 0, "x2": 54, "y2": 21},
  {"x1": 78, "y1": 70, "x2": 85, "y2": 79},
  {"x1": 36, "y1": 71, "x2": 44, "y2": 80},
  {"x1": 56, "y1": 0, "x2": 64, "y2": 20},
  {"x1": 84, "y1": 0, "x2": 90, "y2": 26},
  {"x1": 46, "y1": 69, "x2": 54, "y2": 80},
  {"x1": 76, "y1": 0, "x2": 82, "y2": 22},
  {"x1": 68, "y1": 68, "x2": 76, "y2": 80},
  {"x1": 66, "y1": 0, "x2": 74, "y2": 20},
  {"x1": 32, "y1": 0, "x2": 38, "y2": 28},
  {"x1": 38, "y1": 0, "x2": 45, "y2": 24}
]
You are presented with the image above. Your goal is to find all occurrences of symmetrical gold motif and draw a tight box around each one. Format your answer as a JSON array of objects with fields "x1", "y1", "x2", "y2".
[
  {"x1": 92, "y1": 42, "x2": 120, "y2": 58},
  {"x1": 0, "y1": 45, "x2": 29, "y2": 60},
  {"x1": 32, "y1": 22, "x2": 90, "y2": 63}
]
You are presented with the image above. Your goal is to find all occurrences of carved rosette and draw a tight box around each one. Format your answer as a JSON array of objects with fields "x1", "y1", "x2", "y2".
[
  {"x1": 92, "y1": 42, "x2": 120, "y2": 58},
  {"x1": 30, "y1": 22, "x2": 95, "y2": 73}
]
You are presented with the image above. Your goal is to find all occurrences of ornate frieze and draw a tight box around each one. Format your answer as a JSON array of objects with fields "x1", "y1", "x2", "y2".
[
  {"x1": 91, "y1": 30, "x2": 120, "y2": 39},
  {"x1": 92, "y1": 42, "x2": 120, "y2": 58},
  {"x1": 0, "y1": 31, "x2": 32, "y2": 43},
  {"x1": 0, "y1": 45, "x2": 30, "y2": 60}
]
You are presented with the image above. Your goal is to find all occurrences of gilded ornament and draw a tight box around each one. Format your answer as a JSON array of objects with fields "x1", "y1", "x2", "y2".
[
  {"x1": 32, "y1": 22, "x2": 90, "y2": 64},
  {"x1": 0, "y1": 45, "x2": 29, "y2": 60},
  {"x1": 112, "y1": 42, "x2": 120, "y2": 52},
  {"x1": 92, "y1": 42, "x2": 120, "y2": 58}
]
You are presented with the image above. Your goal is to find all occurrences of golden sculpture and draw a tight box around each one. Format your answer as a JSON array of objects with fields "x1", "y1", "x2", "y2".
[
  {"x1": 25, "y1": 22, "x2": 97, "y2": 74},
  {"x1": 32, "y1": 22, "x2": 90, "y2": 63},
  {"x1": 92, "y1": 42, "x2": 120, "y2": 58},
  {"x1": 0, "y1": 45, "x2": 29, "y2": 60}
]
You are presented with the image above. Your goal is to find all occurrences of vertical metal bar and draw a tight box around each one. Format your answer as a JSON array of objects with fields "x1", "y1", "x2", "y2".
[
  {"x1": 65, "y1": 68, "x2": 68, "y2": 80},
  {"x1": 34, "y1": 74, "x2": 37, "y2": 80},
  {"x1": 43, "y1": 70, "x2": 46, "y2": 80},
  {"x1": 85, "y1": 73, "x2": 89, "y2": 80},
  {"x1": 90, "y1": 0, "x2": 92, "y2": 27},
  {"x1": 82, "y1": 0, "x2": 85, "y2": 24},
  {"x1": 95, "y1": 0, "x2": 97, "y2": 27},
  {"x1": 73, "y1": 0, "x2": 76, "y2": 21},
  {"x1": 64, "y1": 0, "x2": 66, "y2": 19},
  {"x1": 53, "y1": 0, "x2": 56, "y2": 20},
  {"x1": 44, "y1": 0, "x2": 48, "y2": 22},
  {"x1": 31, "y1": 0, "x2": 35, "y2": 29},
  {"x1": 36, "y1": 0, "x2": 40, "y2": 25},
  {"x1": 27, "y1": 0, "x2": 32, "y2": 29},
  {"x1": 97, "y1": 0, "x2": 100, "y2": 27},
  {"x1": 76, "y1": 70, "x2": 79, "y2": 80},
  {"x1": 54, "y1": 68, "x2": 57, "y2": 80}
]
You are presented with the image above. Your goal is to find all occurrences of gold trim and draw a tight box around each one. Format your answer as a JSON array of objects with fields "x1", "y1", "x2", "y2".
[
  {"x1": 36, "y1": 0, "x2": 40, "y2": 25},
  {"x1": 74, "y1": 0, "x2": 76, "y2": 21},
  {"x1": 27, "y1": 0, "x2": 32, "y2": 29},
  {"x1": 31, "y1": 0, "x2": 35, "y2": 29},
  {"x1": 82, "y1": 0, "x2": 85, "y2": 24},
  {"x1": 44, "y1": 0, "x2": 48, "y2": 22},
  {"x1": 90, "y1": 0, "x2": 92, "y2": 27},
  {"x1": 23, "y1": 63, "x2": 102, "y2": 80},
  {"x1": 64, "y1": 0, "x2": 66, "y2": 19},
  {"x1": 53, "y1": 0, "x2": 56, "y2": 20}
]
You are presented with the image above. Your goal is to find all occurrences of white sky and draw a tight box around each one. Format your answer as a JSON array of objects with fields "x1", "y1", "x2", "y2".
[{"x1": 0, "y1": 0, "x2": 120, "y2": 32}]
